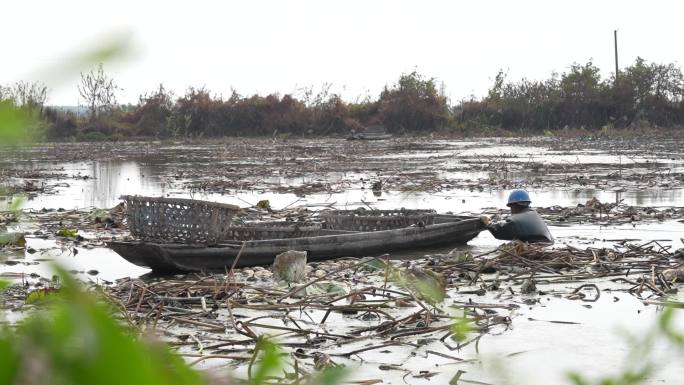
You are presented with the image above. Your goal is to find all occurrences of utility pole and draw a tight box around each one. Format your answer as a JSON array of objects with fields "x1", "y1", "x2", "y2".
[{"x1": 614, "y1": 30, "x2": 619, "y2": 83}]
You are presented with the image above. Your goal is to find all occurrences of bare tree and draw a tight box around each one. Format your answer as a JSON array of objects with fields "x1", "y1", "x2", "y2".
[
  {"x1": 0, "y1": 85, "x2": 10, "y2": 101},
  {"x1": 78, "y1": 63, "x2": 119, "y2": 120},
  {"x1": 12, "y1": 81, "x2": 48, "y2": 111}
]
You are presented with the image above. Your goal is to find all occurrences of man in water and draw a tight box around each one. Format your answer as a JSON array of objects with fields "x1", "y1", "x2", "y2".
[{"x1": 480, "y1": 190, "x2": 553, "y2": 243}]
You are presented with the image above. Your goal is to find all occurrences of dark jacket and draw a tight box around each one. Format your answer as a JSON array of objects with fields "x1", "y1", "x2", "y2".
[{"x1": 486, "y1": 209, "x2": 553, "y2": 243}]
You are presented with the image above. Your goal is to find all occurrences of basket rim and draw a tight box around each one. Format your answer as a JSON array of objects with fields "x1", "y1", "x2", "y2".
[
  {"x1": 120, "y1": 195, "x2": 240, "y2": 211},
  {"x1": 320, "y1": 209, "x2": 436, "y2": 217}
]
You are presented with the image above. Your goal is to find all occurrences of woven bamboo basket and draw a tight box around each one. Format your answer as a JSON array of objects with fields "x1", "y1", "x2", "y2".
[
  {"x1": 122, "y1": 195, "x2": 240, "y2": 244},
  {"x1": 320, "y1": 209, "x2": 436, "y2": 231},
  {"x1": 224, "y1": 221, "x2": 323, "y2": 241}
]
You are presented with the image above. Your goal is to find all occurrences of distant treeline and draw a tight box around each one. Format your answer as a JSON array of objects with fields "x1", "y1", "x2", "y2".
[{"x1": 2, "y1": 57, "x2": 683, "y2": 141}]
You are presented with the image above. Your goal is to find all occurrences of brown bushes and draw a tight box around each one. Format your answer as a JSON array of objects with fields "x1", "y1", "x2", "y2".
[
  {"x1": 6, "y1": 59, "x2": 683, "y2": 141},
  {"x1": 474, "y1": 59, "x2": 684, "y2": 133}
]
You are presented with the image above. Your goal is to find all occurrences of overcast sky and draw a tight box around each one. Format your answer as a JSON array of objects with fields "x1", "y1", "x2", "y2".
[{"x1": 3, "y1": 0, "x2": 683, "y2": 106}]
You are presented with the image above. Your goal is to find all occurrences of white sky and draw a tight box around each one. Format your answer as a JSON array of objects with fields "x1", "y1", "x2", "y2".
[{"x1": 3, "y1": 0, "x2": 683, "y2": 106}]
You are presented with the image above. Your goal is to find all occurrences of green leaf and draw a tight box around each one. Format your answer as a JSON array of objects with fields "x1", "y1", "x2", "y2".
[
  {"x1": 81, "y1": 36, "x2": 132, "y2": 64},
  {"x1": 256, "y1": 200, "x2": 271, "y2": 210},
  {"x1": 1, "y1": 264, "x2": 205, "y2": 385},
  {"x1": 413, "y1": 274, "x2": 446, "y2": 305},
  {"x1": 566, "y1": 367, "x2": 651, "y2": 385},
  {"x1": 361, "y1": 258, "x2": 387, "y2": 272},
  {"x1": 306, "y1": 282, "x2": 348, "y2": 296},
  {"x1": 8, "y1": 195, "x2": 25, "y2": 214},
  {"x1": 57, "y1": 228, "x2": 79, "y2": 237},
  {"x1": 659, "y1": 306, "x2": 684, "y2": 346},
  {"x1": 89, "y1": 208, "x2": 109, "y2": 221},
  {"x1": 449, "y1": 370, "x2": 466, "y2": 385},
  {"x1": 312, "y1": 366, "x2": 347, "y2": 385},
  {"x1": 0, "y1": 101, "x2": 35, "y2": 146},
  {"x1": 0, "y1": 337, "x2": 19, "y2": 385},
  {"x1": 25, "y1": 288, "x2": 62, "y2": 305},
  {"x1": 250, "y1": 338, "x2": 282, "y2": 385},
  {"x1": 450, "y1": 317, "x2": 470, "y2": 343},
  {"x1": 566, "y1": 372, "x2": 590, "y2": 385}
]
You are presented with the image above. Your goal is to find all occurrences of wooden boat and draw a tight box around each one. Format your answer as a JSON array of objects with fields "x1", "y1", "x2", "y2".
[
  {"x1": 109, "y1": 215, "x2": 484, "y2": 272},
  {"x1": 347, "y1": 125, "x2": 393, "y2": 140}
]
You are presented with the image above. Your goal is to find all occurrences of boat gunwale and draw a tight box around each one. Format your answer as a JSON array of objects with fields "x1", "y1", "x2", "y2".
[{"x1": 111, "y1": 217, "x2": 482, "y2": 248}]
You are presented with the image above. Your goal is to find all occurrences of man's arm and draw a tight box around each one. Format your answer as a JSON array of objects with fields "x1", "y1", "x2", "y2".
[{"x1": 486, "y1": 219, "x2": 517, "y2": 240}]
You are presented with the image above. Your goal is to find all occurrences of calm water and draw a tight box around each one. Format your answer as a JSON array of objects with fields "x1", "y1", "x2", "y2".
[{"x1": 9, "y1": 158, "x2": 684, "y2": 212}]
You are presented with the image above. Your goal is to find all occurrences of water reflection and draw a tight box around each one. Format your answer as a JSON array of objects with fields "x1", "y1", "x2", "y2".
[
  {"x1": 87, "y1": 160, "x2": 168, "y2": 208},
  {"x1": 19, "y1": 160, "x2": 170, "y2": 210}
]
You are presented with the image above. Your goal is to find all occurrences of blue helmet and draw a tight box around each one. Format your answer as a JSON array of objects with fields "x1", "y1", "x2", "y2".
[{"x1": 507, "y1": 189, "x2": 531, "y2": 207}]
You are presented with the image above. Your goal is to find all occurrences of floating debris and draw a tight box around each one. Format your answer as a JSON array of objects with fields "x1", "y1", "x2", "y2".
[
  {"x1": 92, "y1": 237, "x2": 682, "y2": 379},
  {"x1": 272, "y1": 250, "x2": 308, "y2": 283}
]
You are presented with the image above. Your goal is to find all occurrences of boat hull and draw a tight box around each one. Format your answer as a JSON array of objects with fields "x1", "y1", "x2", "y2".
[{"x1": 109, "y1": 218, "x2": 484, "y2": 272}]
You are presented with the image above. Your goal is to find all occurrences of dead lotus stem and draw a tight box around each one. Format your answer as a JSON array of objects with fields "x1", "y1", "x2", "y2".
[{"x1": 187, "y1": 354, "x2": 249, "y2": 367}]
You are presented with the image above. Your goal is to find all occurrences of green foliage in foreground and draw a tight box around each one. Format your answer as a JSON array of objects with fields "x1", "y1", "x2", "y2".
[
  {"x1": 659, "y1": 306, "x2": 684, "y2": 346},
  {"x1": 0, "y1": 267, "x2": 205, "y2": 385},
  {"x1": 567, "y1": 370, "x2": 650, "y2": 385},
  {"x1": 24, "y1": 287, "x2": 61, "y2": 305},
  {"x1": 0, "y1": 267, "x2": 349, "y2": 385},
  {"x1": 0, "y1": 100, "x2": 36, "y2": 145}
]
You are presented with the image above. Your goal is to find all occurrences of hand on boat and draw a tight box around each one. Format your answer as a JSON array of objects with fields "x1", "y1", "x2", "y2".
[{"x1": 479, "y1": 215, "x2": 491, "y2": 225}]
